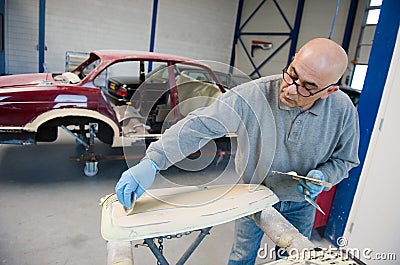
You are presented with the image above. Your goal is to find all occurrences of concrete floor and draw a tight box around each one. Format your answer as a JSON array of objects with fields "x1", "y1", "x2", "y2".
[{"x1": 0, "y1": 130, "x2": 331, "y2": 265}]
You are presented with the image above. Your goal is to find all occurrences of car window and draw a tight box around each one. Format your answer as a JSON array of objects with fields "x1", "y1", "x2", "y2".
[
  {"x1": 94, "y1": 61, "x2": 142, "y2": 89},
  {"x1": 176, "y1": 64, "x2": 216, "y2": 84},
  {"x1": 82, "y1": 59, "x2": 100, "y2": 76},
  {"x1": 185, "y1": 71, "x2": 210, "y2": 82},
  {"x1": 93, "y1": 71, "x2": 108, "y2": 89},
  {"x1": 109, "y1": 61, "x2": 141, "y2": 77},
  {"x1": 146, "y1": 63, "x2": 170, "y2": 83},
  {"x1": 232, "y1": 75, "x2": 251, "y2": 86},
  {"x1": 215, "y1": 73, "x2": 229, "y2": 87},
  {"x1": 177, "y1": 65, "x2": 249, "y2": 89}
]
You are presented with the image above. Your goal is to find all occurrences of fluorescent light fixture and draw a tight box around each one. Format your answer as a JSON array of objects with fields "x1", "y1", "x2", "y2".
[
  {"x1": 366, "y1": 9, "x2": 380, "y2": 24},
  {"x1": 351, "y1": 65, "x2": 368, "y2": 90},
  {"x1": 369, "y1": 0, "x2": 382, "y2": 7}
]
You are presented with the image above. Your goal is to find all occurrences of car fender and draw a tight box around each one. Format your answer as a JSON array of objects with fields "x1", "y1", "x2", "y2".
[{"x1": 24, "y1": 108, "x2": 122, "y2": 147}]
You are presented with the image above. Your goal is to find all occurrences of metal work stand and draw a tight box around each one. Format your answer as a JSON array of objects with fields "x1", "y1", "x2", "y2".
[
  {"x1": 106, "y1": 208, "x2": 319, "y2": 265},
  {"x1": 140, "y1": 227, "x2": 212, "y2": 265},
  {"x1": 61, "y1": 123, "x2": 99, "y2": 176},
  {"x1": 62, "y1": 122, "x2": 230, "y2": 177}
]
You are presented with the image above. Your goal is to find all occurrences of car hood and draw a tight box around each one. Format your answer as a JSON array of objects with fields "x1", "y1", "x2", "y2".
[{"x1": 0, "y1": 73, "x2": 52, "y2": 88}]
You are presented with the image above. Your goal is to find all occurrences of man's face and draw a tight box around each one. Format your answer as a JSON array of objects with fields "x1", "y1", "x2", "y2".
[{"x1": 279, "y1": 59, "x2": 337, "y2": 110}]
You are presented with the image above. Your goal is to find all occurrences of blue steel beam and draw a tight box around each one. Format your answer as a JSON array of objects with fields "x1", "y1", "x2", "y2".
[
  {"x1": 239, "y1": 0, "x2": 268, "y2": 32},
  {"x1": 238, "y1": 37, "x2": 260, "y2": 77},
  {"x1": 273, "y1": 0, "x2": 293, "y2": 30},
  {"x1": 248, "y1": 0, "x2": 304, "y2": 76},
  {"x1": 229, "y1": 0, "x2": 304, "y2": 76},
  {"x1": 341, "y1": 0, "x2": 359, "y2": 52},
  {"x1": 0, "y1": 0, "x2": 5, "y2": 74},
  {"x1": 325, "y1": 0, "x2": 400, "y2": 245},
  {"x1": 288, "y1": 0, "x2": 305, "y2": 65},
  {"x1": 239, "y1": 32, "x2": 291, "y2": 36},
  {"x1": 148, "y1": 0, "x2": 159, "y2": 72},
  {"x1": 230, "y1": 0, "x2": 244, "y2": 68},
  {"x1": 38, "y1": 0, "x2": 46, "y2": 73},
  {"x1": 250, "y1": 37, "x2": 291, "y2": 77}
]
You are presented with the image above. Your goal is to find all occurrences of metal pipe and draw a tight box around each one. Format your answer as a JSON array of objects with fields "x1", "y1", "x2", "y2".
[
  {"x1": 107, "y1": 241, "x2": 134, "y2": 265},
  {"x1": 251, "y1": 207, "x2": 315, "y2": 253},
  {"x1": 60, "y1": 125, "x2": 90, "y2": 149}
]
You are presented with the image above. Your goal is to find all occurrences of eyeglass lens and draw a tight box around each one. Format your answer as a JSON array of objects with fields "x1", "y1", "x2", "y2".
[{"x1": 283, "y1": 71, "x2": 311, "y2": 97}]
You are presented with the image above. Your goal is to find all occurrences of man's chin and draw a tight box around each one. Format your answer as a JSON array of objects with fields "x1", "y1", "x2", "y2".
[{"x1": 280, "y1": 95, "x2": 297, "y2": 107}]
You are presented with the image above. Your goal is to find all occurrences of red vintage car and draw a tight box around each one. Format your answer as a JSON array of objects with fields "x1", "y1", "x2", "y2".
[{"x1": 0, "y1": 50, "x2": 230, "y2": 175}]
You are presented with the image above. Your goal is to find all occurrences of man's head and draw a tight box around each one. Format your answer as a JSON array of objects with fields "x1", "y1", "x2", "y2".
[{"x1": 279, "y1": 38, "x2": 348, "y2": 110}]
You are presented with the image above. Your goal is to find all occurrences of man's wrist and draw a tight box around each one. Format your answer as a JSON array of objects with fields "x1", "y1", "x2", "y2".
[{"x1": 142, "y1": 157, "x2": 160, "y2": 172}]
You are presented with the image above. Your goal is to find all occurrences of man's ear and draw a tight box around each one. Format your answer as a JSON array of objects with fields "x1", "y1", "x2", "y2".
[{"x1": 321, "y1": 85, "x2": 339, "y2": 99}]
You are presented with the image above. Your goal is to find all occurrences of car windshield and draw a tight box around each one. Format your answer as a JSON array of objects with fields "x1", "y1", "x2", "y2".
[
  {"x1": 72, "y1": 53, "x2": 101, "y2": 81},
  {"x1": 146, "y1": 63, "x2": 218, "y2": 85},
  {"x1": 82, "y1": 59, "x2": 100, "y2": 76},
  {"x1": 179, "y1": 67, "x2": 250, "y2": 89}
]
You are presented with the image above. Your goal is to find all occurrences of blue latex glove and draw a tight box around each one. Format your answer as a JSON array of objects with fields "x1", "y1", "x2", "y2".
[
  {"x1": 296, "y1": 170, "x2": 325, "y2": 198},
  {"x1": 115, "y1": 158, "x2": 159, "y2": 209}
]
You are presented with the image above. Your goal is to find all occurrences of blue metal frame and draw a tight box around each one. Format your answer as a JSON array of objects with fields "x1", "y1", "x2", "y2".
[
  {"x1": 288, "y1": 0, "x2": 305, "y2": 64},
  {"x1": 229, "y1": 0, "x2": 305, "y2": 78},
  {"x1": 38, "y1": 0, "x2": 46, "y2": 73},
  {"x1": 229, "y1": 0, "x2": 244, "y2": 69},
  {"x1": 0, "y1": 0, "x2": 5, "y2": 75},
  {"x1": 148, "y1": 0, "x2": 159, "y2": 73},
  {"x1": 325, "y1": 0, "x2": 400, "y2": 245},
  {"x1": 341, "y1": 0, "x2": 359, "y2": 52}
]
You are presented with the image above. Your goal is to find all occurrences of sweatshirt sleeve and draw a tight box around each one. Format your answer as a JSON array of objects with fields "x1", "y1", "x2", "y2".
[
  {"x1": 146, "y1": 88, "x2": 248, "y2": 170},
  {"x1": 317, "y1": 105, "x2": 360, "y2": 187}
]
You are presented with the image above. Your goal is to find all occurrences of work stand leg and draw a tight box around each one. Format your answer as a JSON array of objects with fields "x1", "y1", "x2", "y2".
[
  {"x1": 61, "y1": 123, "x2": 100, "y2": 176},
  {"x1": 176, "y1": 227, "x2": 212, "y2": 265},
  {"x1": 143, "y1": 227, "x2": 212, "y2": 265},
  {"x1": 144, "y1": 238, "x2": 169, "y2": 265}
]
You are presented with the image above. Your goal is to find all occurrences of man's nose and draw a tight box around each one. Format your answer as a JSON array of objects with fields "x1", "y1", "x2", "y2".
[{"x1": 287, "y1": 83, "x2": 298, "y2": 95}]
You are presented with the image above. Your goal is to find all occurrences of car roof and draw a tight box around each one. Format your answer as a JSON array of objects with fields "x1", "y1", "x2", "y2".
[{"x1": 92, "y1": 50, "x2": 194, "y2": 64}]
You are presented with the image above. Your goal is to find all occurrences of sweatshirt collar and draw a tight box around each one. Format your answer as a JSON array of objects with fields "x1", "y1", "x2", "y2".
[{"x1": 278, "y1": 95, "x2": 324, "y2": 116}]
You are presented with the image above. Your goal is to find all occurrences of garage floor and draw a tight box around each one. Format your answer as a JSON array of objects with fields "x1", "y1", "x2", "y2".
[{"x1": 0, "y1": 130, "x2": 330, "y2": 265}]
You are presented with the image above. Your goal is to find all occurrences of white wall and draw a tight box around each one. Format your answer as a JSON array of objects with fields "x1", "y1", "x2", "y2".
[
  {"x1": 156, "y1": 0, "x2": 238, "y2": 63},
  {"x1": 5, "y1": 0, "x2": 370, "y2": 79},
  {"x1": 45, "y1": 0, "x2": 152, "y2": 72},
  {"x1": 6, "y1": 0, "x2": 39, "y2": 74},
  {"x1": 5, "y1": 0, "x2": 238, "y2": 74},
  {"x1": 343, "y1": 28, "x2": 400, "y2": 264},
  {"x1": 5, "y1": 0, "x2": 369, "y2": 77}
]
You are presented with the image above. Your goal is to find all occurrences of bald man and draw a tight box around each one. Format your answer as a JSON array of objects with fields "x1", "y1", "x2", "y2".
[
  {"x1": 115, "y1": 38, "x2": 360, "y2": 264},
  {"x1": 280, "y1": 38, "x2": 348, "y2": 110}
]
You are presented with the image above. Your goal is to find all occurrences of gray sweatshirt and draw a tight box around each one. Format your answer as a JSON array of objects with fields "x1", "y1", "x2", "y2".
[{"x1": 146, "y1": 74, "x2": 360, "y2": 202}]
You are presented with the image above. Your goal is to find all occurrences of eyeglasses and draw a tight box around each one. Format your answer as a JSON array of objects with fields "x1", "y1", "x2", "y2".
[{"x1": 282, "y1": 66, "x2": 335, "y2": 97}]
